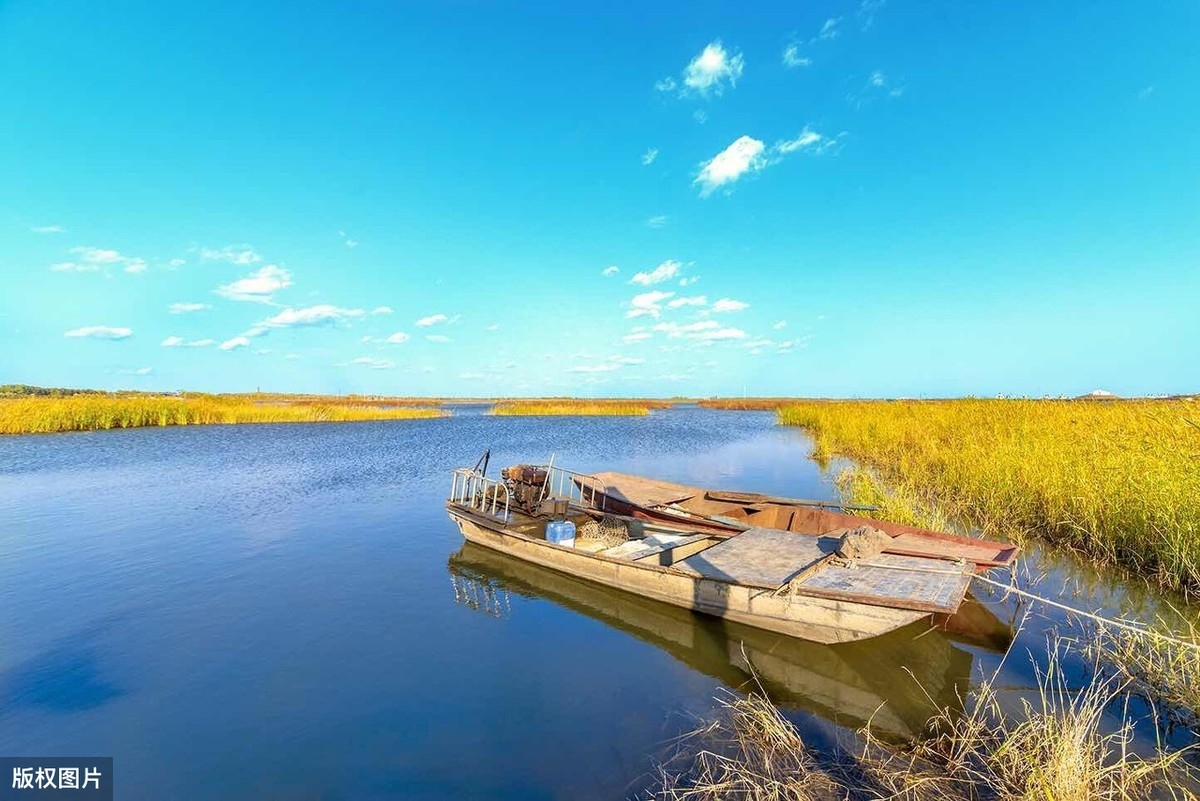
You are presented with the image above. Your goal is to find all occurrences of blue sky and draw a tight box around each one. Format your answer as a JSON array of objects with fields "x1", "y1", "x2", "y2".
[{"x1": 1, "y1": 1, "x2": 1197, "y2": 398}]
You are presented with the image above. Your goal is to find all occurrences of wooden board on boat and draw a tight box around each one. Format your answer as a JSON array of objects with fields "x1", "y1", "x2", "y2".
[{"x1": 676, "y1": 527, "x2": 972, "y2": 614}]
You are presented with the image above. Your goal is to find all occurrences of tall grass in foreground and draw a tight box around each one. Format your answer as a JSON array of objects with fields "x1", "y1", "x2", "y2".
[
  {"x1": 0, "y1": 395, "x2": 445, "y2": 434},
  {"x1": 656, "y1": 643, "x2": 1193, "y2": 800},
  {"x1": 778, "y1": 399, "x2": 1200, "y2": 596},
  {"x1": 490, "y1": 400, "x2": 650, "y2": 416}
]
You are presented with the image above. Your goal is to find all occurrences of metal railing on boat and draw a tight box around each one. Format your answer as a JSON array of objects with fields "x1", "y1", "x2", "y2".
[
  {"x1": 449, "y1": 468, "x2": 512, "y2": 521},
  {"x1": 535, "y1": 465, "x2": 609, "y2": 511}
]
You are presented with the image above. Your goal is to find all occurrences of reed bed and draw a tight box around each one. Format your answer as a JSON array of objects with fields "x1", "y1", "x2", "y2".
[
  {"x1": 0, "y1": 395, "x2": 444, "y2": 434},
  {"x1": 489, "y1": 400, "x2": 651, "y2": 416},
  {"x1": 656, "y1": 642, "x2": 1193, "y2": 800},
  {"x1": 698, "y1": 398, "x2": 796, "y2": 411},
  {"x1": 777, "y1": 399, "x2": 1200, "y2": 596}
]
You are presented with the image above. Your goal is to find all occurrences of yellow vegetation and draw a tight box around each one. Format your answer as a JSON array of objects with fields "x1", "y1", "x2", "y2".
[
  {"x1": 698, "y1": 398, "x2": 794, "y2": 411},
  {"x1": 778, "y1": 399, "x2": 1200, "y2": 595},
  {"x1": 0, "y1": 394, "x2": 445, "y2": 434},
  {"x1": 490, "y1": 400, "x2": 651, "y2": 416}
]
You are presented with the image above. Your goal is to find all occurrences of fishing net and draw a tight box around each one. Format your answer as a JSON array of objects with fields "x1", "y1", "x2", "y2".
[{"x1": 578, "y1": 516, "x2": 630, "y2": 548}]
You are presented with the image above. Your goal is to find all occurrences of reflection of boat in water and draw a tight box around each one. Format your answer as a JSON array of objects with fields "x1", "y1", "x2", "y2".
[{"x1": 449, "y1": 542, "x2": 1010, "y2": 742}]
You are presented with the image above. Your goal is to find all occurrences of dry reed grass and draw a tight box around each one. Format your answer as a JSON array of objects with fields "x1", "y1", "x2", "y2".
[
  {"x1": 0, "y1": 394, "x2": 444, "y2": 434},
  {"x1": 489, "y1": 400, "x2": 651, "y2": 416},
  {"x1": 778, "y1": 399, "x2": 1200, "y2": 596},
  {"x1": 655, "y1": 642, "x2": 1194, "y2": 800}
]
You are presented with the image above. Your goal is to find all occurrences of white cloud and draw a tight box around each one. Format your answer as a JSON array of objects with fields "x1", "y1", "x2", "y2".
[
  {"x1": 695, "y1": 136, "x2": 766, "y2": 196},
  {"x1": 681, "y1": 41, "x2": 744, "y2": 96},
  {"x1": 216, "y1": 265, "x2": 292, "y2": 303},
  {"x1": 371, "y1": 306, "x2": 394, "y2": 315},
  {"x1": 712, "y1": 298, "x2": 749, "y2": 313},
  {"x1": 351, "y1": 357, "x2": 394, "y2": 369},
  {"x1": 123, "y1": 258, "x2": 148, "y2": 274},
  {"x1": 169, "y1": 302, "x2": 210, "y2": 314},
  {"x1": 416, "y1": 313, "x2": 456, "y2": 327},
  {"x1": 631, "y1": 259, "x2": 681, "y2": 286},
  {"x1": 426, "y1": 334, "x2": 452, "y2": 343},
  {"x1": 646, "y1": 215, "x2": 668, "y2": 229},
  {"x1": 870, "y1": 70, "x2": 886, "y2": 87},
  {"x1": 486, "y1": 323, "x2": 501, "y2": 331},
  {"x1": 626, "y1": 290, "x2": 675, "y2": 318},
  {"x1": 693, "y1": 326, "x2": 747, "y2": 341},
  {"x1": 772, "y1": 320, "x2": 787, "y2": 330},
  {"x1": 782, "y1": 44, "x2": 811, "y2": 68},
  {"x1": 653, "y1": 320, "x2": 720, "y2": 337},
  {"x1": 679, "y1": 275, "x2": 700, "y2": 287},
  {"x1": 609, "y1": 356, "x2": 644, "y2": 365},
  {"x1": 642, "y1": 147, "x2": 659, "y2": 166},
  {"x1": 602, "y1": 266, "x2": 620, "y2": 277},
  {"x1": 817, "y1": 17, "x2": 840, "y2": 40},
  {"x1": 260, "y1": 305, "x2": 365, "y2": 328},
  {"x1": 71, "y1": 246, "x2": 124, "y2": 265},
  {"x1": 32, "y1": 225, "x2": 64, "y2": 234},
  {"x1": 49, "y1": 262, "x2": 99, "y2": 273},
  {"x1": 219, "y1": 336, "x2": 250, "y2": 351},
  {"x1": 459, "y1": 372, "x2": 485, "y2": 380},
  {"x1": 569, "y1": 364, "x2": 619, "y2": 373},
  {"x1": 201, "y1": 245, "x2": 261, "y2": 266},
  {"x1": 168, "y1": 258, "x2": 186, "y2": 269},
  {"x1": 667, "y1": 295, "x2": 707, "y2": 309},
  {"x1": 385, "y1": 332, "x2": 410, "y2": 344},
  {"x1": 655, "y1": 76, "x2": 677, "y2": 93},
  {"x1": 118, "y1": 367, "x2": 153, "y2": 376},
  {"x1": 623, "y1": 331, "x2": 652, "y2": 343},
  {"x1": 64, "y1": 326, "x2": 131, "y2": 340},
  {"x1": 776, "y1": 127, "x2": 823, "y2": 154},
  {"x1": 162, "y1": 336, "x2": 213, "y2": 348}
]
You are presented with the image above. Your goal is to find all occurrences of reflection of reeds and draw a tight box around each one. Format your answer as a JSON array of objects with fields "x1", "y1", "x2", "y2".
[
  {"x1": 0, "y1": 395, "x2": 445, "y2": 434},
  {"x1": 490, "y1": 400, "x2": 650, "y2": 416},
  {"x1": 656, "y1": 642, "x2": 1191, "y2": 800},
  {"x1": 778, "y1": 399, "x2": 1200, "y2": 596}
]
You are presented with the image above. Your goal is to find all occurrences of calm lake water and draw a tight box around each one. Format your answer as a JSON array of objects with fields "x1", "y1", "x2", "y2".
[{"x1": 0, "y1": 408, "x2": 1191, "y2": 798}]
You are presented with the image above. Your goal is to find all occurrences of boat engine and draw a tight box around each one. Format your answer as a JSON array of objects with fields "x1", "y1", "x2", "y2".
[{"x1": 501, "y1": 465, "x2": 550, "y2": 513}]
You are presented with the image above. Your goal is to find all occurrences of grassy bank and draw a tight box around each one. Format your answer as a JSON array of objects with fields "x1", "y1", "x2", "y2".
[
  {"x1": 490, "y1": 400, "x2": 651, "y2": 416},
  {"x1": 697, "y1": 398, "x2": 794, "y2": 411},
  {"x1": 0, "y1": 394, "x2": 445, "y2": 434},
  {"x1": 777, "y1": 399, "x2": 1200, "y2": 595}
]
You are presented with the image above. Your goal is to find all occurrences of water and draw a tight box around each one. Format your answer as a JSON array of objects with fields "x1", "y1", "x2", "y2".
[{"x1": 0, "y1": 409, "x2": 1191, "y2": 798}]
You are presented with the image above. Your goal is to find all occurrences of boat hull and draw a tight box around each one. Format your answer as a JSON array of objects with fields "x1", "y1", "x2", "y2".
[{"x1": 446, "y1": 504, "x2": 927, "y2": 645}]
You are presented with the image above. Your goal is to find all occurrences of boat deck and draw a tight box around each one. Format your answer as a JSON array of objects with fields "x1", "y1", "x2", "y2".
[{"x1": 675, "y1": 527, "x2": 972, "y2": 614}]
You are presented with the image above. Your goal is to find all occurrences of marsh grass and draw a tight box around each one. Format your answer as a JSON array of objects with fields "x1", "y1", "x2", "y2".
[
  {"x1": 778, "y1": 399, "x2": 1200, "y2": 596},
  {"x1": 656, "y1": 643, "x2": 1194, "y2": 800},
  {"x1": 490, "y1": 400, "x2": 651, "y2": 416},
  {"x1": 1091, "y1": 619, "x2": 1200, "y2": 727},
  {"x1": 0, "y1": 394, "x2": 444, "y2": 434},
  {"x1": 698, "y1": 398, "x2": 795, "y2": 411}
]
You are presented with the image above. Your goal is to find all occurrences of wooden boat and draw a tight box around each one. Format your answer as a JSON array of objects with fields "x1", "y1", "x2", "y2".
[
  {"x1": 445, "y1": 462, "x2": 1018, "y2": 644},
  {"x1": 449, "y1": 542, "x2": 1007, "y2": 742},
  {"x1": 578, "y1": 471, "x2": 1019, "y2": 569}
]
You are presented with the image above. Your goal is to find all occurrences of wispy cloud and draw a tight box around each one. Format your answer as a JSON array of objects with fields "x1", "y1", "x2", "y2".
[
  {"x1": 631, "y1": 259, "x2": 681, "y2": 286},
  {"x1": 416, "y1": 313, "x2": 458, "y2": 327},
  {"x1": 623, "y1": 331, "x2": 652, "y2": 343},
  {"x1": 219, "y1": 336, "x2": 250, "y2": 351},
  {"x1": 695, "y1": 135, "x2": 766, "y2": 196},
  {"x1": 49, "y1": 261, "x2": 100, "y2": 273},
  {"x1": 858, "y1": 0, "x2": 885, "y2": 29},
  {"x1": 67, "y1": 246, "x2": 146, "y2": 274},
  {"x1": 679, "y1": 275, "x2": 700, "y2": 287},
  {"x1": 64, "y1": 325, "x2": 132, "y2": 340},
  {"x1": 817, "y1": 17, "x2": 840, "y2": 40},
  {"x1": 350, "y1": 357, "x2": 394, "y2": 369},
  {"x1": 646, "y1": 215, "x2": 668, "y2": 229},
  {"x1": 118, "y1": 367, "x2": 153, "y2": 376},
  {"x1": 602, "y1": 266, "x2": 620, "y2": 277},
  {"x1": 169, "y1": 302, "x2": 210, "y2": 314},
  {"x1": 667, "y1": 295, "x2": 707, "y2": 309},
  {"x1": 32, "y1": 225, "x2": 64, "y2": 234},
  {"x1": 216, "y1": 265, "x2": 292, "y2": 303},
  {"x1": 653, "y1": 320, "x2": 720, "y2": 337},
  {"x1": 627, "y1": 290, "x2": 674, "y2": 318},
  {"x1": 337, "y1": 231, "x2": 359, "y2": 249},
  {"x1": 782, "y1": 44, "x2": 811, "y2": 68},
  {"x1": 642, "y1": 147, "x2": 659, "y2": 166},
  {"x1": 371, "y1": 306, "x2": 393, "y2": 315},
  {"x1": 426, "y1": 334, "x2": 453, "y2": 343},
  {"x1": 385, "y1": 332, "x2": 409, "y2": 344},
  {"x1": 711, "y1": 298, "x2": 749, "y2": 313},
  {"x1": 201, "y1": 245, "x2": 261, "y2": 266},
  {"x1": 679, "y1": 41, "x2": 744, "y2": 97},
  {"x1": 569, "y1": 363, "x2": 619, "y2": 373},
  {"x1": 772, "y1": 320, "x2": 787, "y2": 330},
  {"x1": 258, "y1": 305, "x2": 365, "y2": 329},
  {"x1": 162, "y1": 336, "x2": 214, "y2": 348}
]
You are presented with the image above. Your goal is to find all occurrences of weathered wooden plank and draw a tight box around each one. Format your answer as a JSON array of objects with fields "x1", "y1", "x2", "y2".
[{"x1": 676, "y1": 527, "x2": 832, "y2": 587}]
